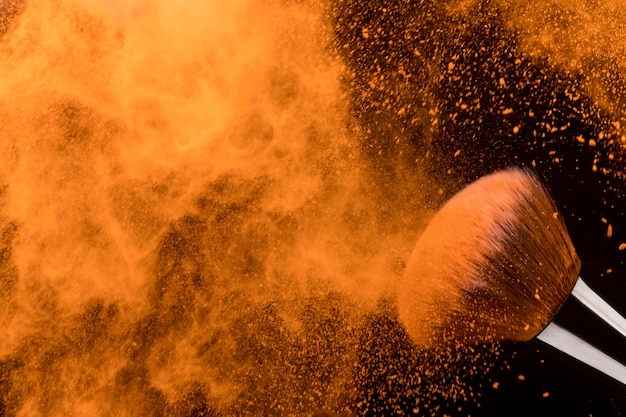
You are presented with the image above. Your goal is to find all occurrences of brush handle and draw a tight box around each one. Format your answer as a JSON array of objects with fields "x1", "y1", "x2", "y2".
[
  {"x1": 537, "y1": 322, "x2": 626, "y2": 386},
  {"x1": 571, "y1": 277, "x2": 626, "y2": 339}
]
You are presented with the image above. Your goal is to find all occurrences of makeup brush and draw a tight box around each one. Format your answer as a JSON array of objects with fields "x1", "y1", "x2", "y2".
[{"x1": 398, "y1": 168, "x2": 626, "y2": 385}]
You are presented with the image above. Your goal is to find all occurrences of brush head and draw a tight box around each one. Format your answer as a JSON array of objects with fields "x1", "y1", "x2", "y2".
[{"x1": 398, "y1": 168, "x2": 581, "y2": 348}]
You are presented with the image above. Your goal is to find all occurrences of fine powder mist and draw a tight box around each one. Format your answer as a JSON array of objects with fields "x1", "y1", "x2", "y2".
[{"x1": 0, "y1": 1, "x2": 430, "y2": 415}]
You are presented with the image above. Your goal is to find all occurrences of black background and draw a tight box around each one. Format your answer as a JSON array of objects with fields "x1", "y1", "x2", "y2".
[{"x1": 331, "y1": 0, "x2": 626, "y2": 415}]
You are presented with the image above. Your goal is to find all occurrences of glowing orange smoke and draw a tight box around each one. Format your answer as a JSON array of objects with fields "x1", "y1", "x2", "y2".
[{"x1": 0, "y1": 1, "x2": 429, "y2": 415}]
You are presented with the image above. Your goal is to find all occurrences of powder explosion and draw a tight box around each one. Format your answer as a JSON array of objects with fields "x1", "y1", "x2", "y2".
[
  {"x1": 0, "y1": 0, "x2": 625, "y2": 416},
  {"x1": 0, "y1": 1, "x2": 429, "y2": 415}
]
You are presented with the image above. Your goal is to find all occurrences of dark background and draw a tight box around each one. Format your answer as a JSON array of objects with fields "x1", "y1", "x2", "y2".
[{"x1": 331, "y1": 0, "x2": 626, "y2": 415}]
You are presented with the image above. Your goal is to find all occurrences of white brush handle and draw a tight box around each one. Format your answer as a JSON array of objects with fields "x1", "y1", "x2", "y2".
[
  {"x1": 571, "y1": 277, "x2": 626, "y2": 339},
  {"x1": 537, "y1": 322, "x2": 626, "y2": 386}
]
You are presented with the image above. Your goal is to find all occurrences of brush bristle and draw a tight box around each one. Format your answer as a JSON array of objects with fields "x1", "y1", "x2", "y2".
[{"x1": 398, "y1": 168, "x2": 581, "y2": 348}]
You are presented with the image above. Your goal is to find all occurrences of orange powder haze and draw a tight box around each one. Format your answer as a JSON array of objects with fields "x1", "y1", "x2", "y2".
[{"x1": 0, "y1": 1, "x2": 428, "y2": 415}]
